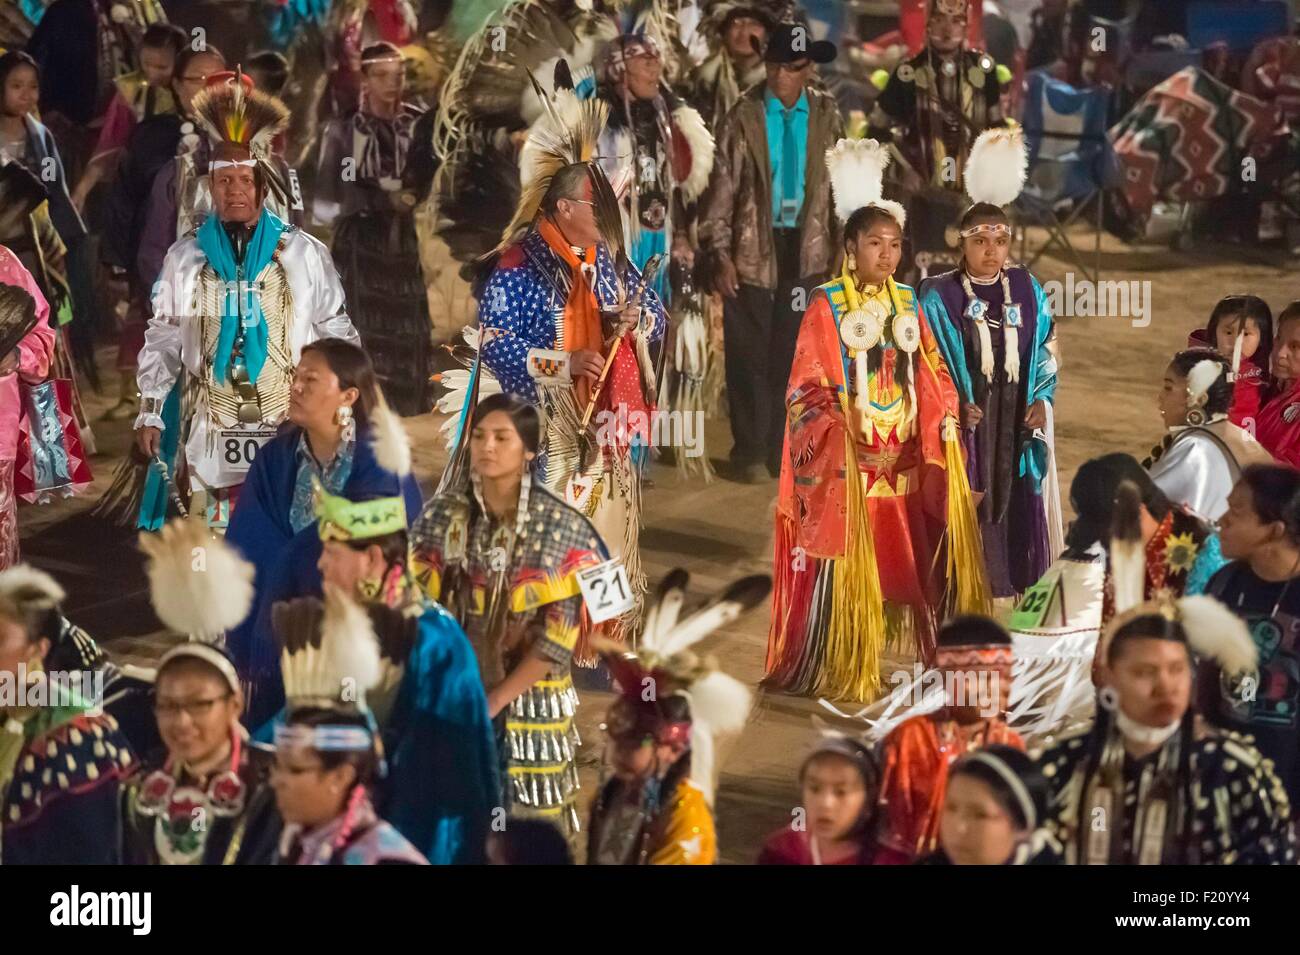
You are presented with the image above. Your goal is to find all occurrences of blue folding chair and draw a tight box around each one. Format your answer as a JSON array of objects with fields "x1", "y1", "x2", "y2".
[{"x1": 1013, "y1": 70, "x2": 1120, "y2": 285}]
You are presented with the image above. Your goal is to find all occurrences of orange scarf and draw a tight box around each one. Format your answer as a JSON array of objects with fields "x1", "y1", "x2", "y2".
[
  {"x1": 538, "y1": 218, "x2": 603, "y2": 407},
  {"x1": 536, "y1": 218, "x2": 651, "y2": 443}
]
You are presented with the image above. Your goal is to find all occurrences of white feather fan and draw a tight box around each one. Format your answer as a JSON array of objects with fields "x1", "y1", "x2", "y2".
[
  {"x1": 139, "y1": 519, "x2": 256, "y2": 640},
  {"x1": 964, "y1": 127, "x2": 1029, "y2": 208}
]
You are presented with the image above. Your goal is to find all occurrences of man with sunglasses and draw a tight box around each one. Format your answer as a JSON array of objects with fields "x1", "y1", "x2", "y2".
[{"x1": 698, "y1": 21, "x2": 841, "y2": 484}]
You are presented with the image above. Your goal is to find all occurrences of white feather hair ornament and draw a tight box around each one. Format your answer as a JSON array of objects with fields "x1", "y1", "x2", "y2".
[
  {"x1": 434, "y1": 326, "x2": 503, "y2": 451},
  {"x1": 1186, "y1": 358, "x2": 1224, "y2": 407},
  {"x1": 825, "y1": 137, "x2": 906, "y2": 229},
  {"x1": 1176, "y1": 595, "x2": 1258, "y2": 677},
  {"x1": 1108, "y1": 481, "x2": 1146, "y2": 617},
  {"x1": 370, "y1": 393, "x2": 412, "y2": 477},
  {"x1": 139, "y1": 520, "x2": 256, "y2": 641},
  {"x1": 964, "y1": 127, "x2": 1029, "y2": 208},
  {"x1": 0, "y1": 564, "x2": 66, "y2": 608}
]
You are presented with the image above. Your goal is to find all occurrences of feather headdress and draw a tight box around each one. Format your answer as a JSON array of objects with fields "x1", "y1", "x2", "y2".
[
  {"x1": 825, "y1": 137, "x2": 906, "y2": 229},
  {"x1": 140, "y1": 519, "x2": 256, "y2": 642},
  {"x1": 191, "y1": 75, "x2": 290, "y2": 163},
  {"x1": 596, "y1": 569, "x2": 770, "y2": 804},
  {"x1": 1178, "y1": 594, "x2": 1257, "y2": 677},
  {"x1": 496, "y1": 63, "x2": 624, "y2": 258},
  {"x1": 964, "y1": 126, "x2": 1028, "y2": 209},
  {"x1": 274, "y1": 587, "x2": 383, "y2": 711},
  {"x1": 1102, "y1": 593, "x2": 1257, "y2": 679}
]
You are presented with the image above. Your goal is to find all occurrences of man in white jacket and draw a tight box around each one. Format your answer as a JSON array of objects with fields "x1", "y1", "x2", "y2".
[{"x1": 134, "y1": 77, "x2": 358, "y2": 528}]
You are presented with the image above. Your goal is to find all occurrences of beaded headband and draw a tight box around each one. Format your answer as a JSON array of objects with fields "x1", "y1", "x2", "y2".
[
  {"x1": 275, "y1": 723, "x2": 374, "y2": 752},
  {"x1": 958, "y1": 222, "x2": 1012, "y2": 238}
]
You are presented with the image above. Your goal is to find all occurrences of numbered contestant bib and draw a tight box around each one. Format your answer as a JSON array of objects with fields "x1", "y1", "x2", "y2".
[
  {"x1": 576, "y1": 559, "x2": 636, "y2": 623},
  {"x1": 212, "y1": 426, "x2": 277, "y2": 485},
  {"x1": 1009, "y1": 574, "x2": 1066, "y2": 631}
]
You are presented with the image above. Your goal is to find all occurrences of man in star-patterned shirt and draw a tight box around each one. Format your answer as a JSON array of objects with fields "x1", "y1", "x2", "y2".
[
  {"x1": 477, "y1": 166, "x2": 666, "y2": 409},
  {"x1": 1034, "y1": 602, "x2": 1295, "y2": 865}
]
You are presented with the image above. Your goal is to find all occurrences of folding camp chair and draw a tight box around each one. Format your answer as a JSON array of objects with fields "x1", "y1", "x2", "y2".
[{"x1": 1013, "y1": 70, "x2": 1119, "y2": 286}]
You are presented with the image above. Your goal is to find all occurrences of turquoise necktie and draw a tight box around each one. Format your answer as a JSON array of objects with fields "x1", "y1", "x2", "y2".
[{"x1": 781, "y1": 107, "x2": 798, "y2": 227}]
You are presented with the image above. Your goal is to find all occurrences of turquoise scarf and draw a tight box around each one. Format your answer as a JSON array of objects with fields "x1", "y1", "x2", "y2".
[{"x1": 196, "y1": 208, "x2": 287, "y2": 386}]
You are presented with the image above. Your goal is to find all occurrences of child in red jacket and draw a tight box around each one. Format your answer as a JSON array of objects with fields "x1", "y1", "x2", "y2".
[{"x1": 1188, "y1": 295, "x2": 1273, "y2": 432}]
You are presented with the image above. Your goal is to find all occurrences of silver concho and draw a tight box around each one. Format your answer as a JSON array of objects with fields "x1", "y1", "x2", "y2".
[
  {"x1": 897, "y1": 62, "x2": 915, "y2": 83},
  {"x1": 892, "y1": 311, "x2": 921, "y2": 354},
  {"x1": 839, "y1": 306, "x2": 884, "y2": 352},
  {"x1": 1284, "y1": 403, "x2": 1300, "y2": 424}
]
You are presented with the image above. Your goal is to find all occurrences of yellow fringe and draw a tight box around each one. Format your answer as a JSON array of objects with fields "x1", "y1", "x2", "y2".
[
  {"x1": 942, "y1": 426, "x2": 993, "y2": 616},
  {"x1": 815, "y1": 428, "x2": 888, "y2": 702}
]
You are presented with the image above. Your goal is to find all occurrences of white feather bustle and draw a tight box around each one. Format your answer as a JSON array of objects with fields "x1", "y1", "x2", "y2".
[
  {"x1": 0, "y1": 564, "x2": 66, "y2": 607},
  {"x1": 964, "y1": 127, "x2": 1029, "y2": 208},
  {"x1": 1178, "y1": 595, "x2": 1258, "y2": 676},
  {"x1": 825, "y1": 137, "x2": 907, "y2": 230},
  {"x1": 139, "y1": 520, "x2": 256, "y2": 640},
  {"x1": 671, "y1": 103, "x2": 715, "y2": 202},
  {"x1": 1186, "y1": 358, "x2": 1224, "y2": 406},
  {"x1": 282, "y1": 586, "x2": 384, "y2": 707},
  {"x1": 370, "y1": 395, "x2": 413, "y2": 477}
]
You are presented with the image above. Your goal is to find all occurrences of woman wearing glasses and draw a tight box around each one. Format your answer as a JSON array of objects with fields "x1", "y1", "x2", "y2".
[
  {"x1": 269, "y1": 591, "x2": 427, "y2": 865},
  {"x1": 121, "y1": 519, "x2": 281, "y2": 865},
  {"x1": 120, "y1": 640, "x2": 281, "y2": 865}
]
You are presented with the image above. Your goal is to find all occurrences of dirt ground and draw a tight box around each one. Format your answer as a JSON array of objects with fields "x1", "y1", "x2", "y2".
[{"x1": 20, "y1": 223, "x2": 1298, "y2": 863}]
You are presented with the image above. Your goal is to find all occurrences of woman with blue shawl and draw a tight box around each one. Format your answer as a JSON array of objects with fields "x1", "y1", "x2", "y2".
[{"x1": 225, "y1": 339, "x2": 421, "y2": 729}]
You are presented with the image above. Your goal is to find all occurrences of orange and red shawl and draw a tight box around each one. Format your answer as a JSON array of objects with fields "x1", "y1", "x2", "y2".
[
  {"x1": 766, "y1": 279, "x2": 965, "y2": 692},
  {"x1": 878, "y1": 713, "x2": 1024, "y2": 859}
]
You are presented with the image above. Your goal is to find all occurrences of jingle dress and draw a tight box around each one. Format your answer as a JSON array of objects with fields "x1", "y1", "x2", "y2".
[{"x1": 411, "y1": 479, "x2": 608, "y2": 836}]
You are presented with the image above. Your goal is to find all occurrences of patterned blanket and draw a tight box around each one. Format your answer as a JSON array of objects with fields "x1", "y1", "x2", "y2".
[{"x1": 1110, "y1": 67, "x2": 1278, "y2": 229}]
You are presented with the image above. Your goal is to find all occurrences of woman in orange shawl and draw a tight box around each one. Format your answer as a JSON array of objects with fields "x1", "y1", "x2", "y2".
[{"x1": 765, "y1": 139, "x2": 989, "y2": 703}]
